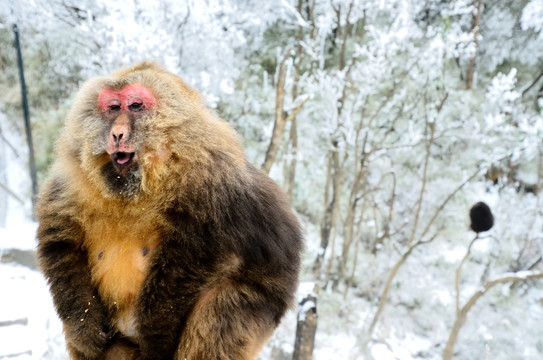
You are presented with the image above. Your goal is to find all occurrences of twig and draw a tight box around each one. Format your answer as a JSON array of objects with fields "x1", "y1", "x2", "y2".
[
  {"x1": 455, "y1": 234, "x2": 480, "y2": 315},
  {"x1": 0, "y1": 181, "x2": 25, "y2": 204},
  {"x1": 521, "y1": 69, "x2": 543, "y2": 98}
]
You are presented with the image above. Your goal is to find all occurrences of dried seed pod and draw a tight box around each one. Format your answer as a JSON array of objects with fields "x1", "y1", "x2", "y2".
[{"x1": 469, "y1": 201, "x2": 494, "y2": 233}]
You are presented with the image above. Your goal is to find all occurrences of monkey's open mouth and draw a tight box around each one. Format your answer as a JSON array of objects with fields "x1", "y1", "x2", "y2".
[{"x1": 111, "y1": 151, "x2": 135, "y2": 168}]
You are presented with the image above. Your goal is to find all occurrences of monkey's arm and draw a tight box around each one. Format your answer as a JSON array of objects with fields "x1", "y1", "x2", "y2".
[
  {"x1": 175, "y1": 206, "x2": 302, "y2": 360},
  {"x1": 178, "y1": 169, "x2": 302, "y2": 360},
  {"x1": 36, "y1": 179, "x2": 111, "y2": 359},
  {"x1": 136, "y1": 227, "x2": 294, "y2": 360},
  {"x1": 136, "y1": 229, "x2": 206, "y2": 359}
]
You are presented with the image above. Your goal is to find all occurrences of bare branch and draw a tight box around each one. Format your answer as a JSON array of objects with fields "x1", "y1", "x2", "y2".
[
  {"x1": 521, "y1": 68, "x2": 543, "y2": 98},
  {"x1": 419, "y1": 168, "x2": 482, "y2": 241},
  {"x1": 262, "y1": 48, "x2": 295, "y2": 173},
  {"x1": 466, "y1": 0, "x2": 484, "y2": 89},
  {"x1": 455, "y1": 234, "x2": 480, "y2": 315},
  {"x1": 0, "y1": 181, "x2": 25, "y2": 204},
  {"x1": 443, "y1": 271, "x2": 543, "y2": 360}
]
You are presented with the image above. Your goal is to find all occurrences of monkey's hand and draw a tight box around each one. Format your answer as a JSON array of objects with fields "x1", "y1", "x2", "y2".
[{"x1": 62, "y1": 294, "x2": 113, "y2": 358}]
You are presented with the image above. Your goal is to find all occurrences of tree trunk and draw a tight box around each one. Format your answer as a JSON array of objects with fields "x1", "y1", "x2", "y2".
[
  {"x1": 261, "y1": 50, "x2": 308, "y2": 174},
  {"x1": 292, "y1": 291, "x2": 318, "y2": 360},
  {"x1": 284, "y1": 0, "x2": 306, "y2": 198},
  {"x1": 339, "y1": 132, "x2": 368, "y2": 280},
  {"x1": 285, "y1": 119, "x2": 298, "y2": 201},
  {"x1": 466, "y1": 0, "x2": 484, "y2": 90},
  {"x1": 313, "y1": 139, "x2": 340, "y2": 276},
  {"x1": 262, "y1": 50, "x2": 291, "y2": 174}
]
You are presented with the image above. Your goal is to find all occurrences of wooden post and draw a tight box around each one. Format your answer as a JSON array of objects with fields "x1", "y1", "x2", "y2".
[{"x1": 292, "y1": 286, "x2": 318, "y2": 360}]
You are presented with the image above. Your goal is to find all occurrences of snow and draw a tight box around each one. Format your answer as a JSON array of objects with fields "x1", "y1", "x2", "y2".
[
  {"x1": 297, "y1": 281, "x2": 318, "y2": 300},
  {"x1": 314, "y1": 333, "x2": 357, "y2": 360},
  {"x1": 0, "y1": 215, "x2": 37, "y2": 250},
  {"x1": 495, "y1": 270, "x2": 543, "y2": 281},
  {"x1": 521, "y1": 0, "x2": 543, "y2": 34},
  {"x1": 0, "y1": 264, "x2": 66, "y2": 359},
  {"x1": 297, "y1": 299, "x2": 316, "y2": 322},
  {"x1": 443, "y1": 246, "x2": 467, "y2": 263},
  {"x1": 0, "y1": 212, "x2": 66, "y2": 359}
]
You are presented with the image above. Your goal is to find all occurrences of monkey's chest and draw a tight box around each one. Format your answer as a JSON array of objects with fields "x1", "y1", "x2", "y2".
[{"x1": 84, "y1": 219, "x2": 161, "y2": 336}]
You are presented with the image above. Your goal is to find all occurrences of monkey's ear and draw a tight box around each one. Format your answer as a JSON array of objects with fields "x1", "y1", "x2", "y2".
[{"x1": 469, "y1": 201, "x2": 494, "y2": 233}]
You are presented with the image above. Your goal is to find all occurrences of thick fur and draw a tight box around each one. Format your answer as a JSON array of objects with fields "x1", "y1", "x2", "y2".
[{"x1": 36, "y1": 62, "x2": 302, "y2": 360}]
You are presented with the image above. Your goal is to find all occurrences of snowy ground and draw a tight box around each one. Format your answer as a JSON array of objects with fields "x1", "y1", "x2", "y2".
[
  {"x1": 0, "y1": 264, "x2": 67, "y2": 359},
  {"x1": 0, "y1": 199, "x2": 68, "y2": 360}
]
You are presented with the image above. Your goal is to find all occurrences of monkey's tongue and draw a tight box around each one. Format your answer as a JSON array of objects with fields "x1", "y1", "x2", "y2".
[{"x1": 113, "y1": 152, "x2": 134, "y2": 165}]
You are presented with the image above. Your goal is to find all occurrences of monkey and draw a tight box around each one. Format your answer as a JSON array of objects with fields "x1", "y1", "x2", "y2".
[
  {"x1": 469, "y1": 201, "x2": 494, "y2": 233},
  {"x1": 35, "y1": 62, "x2": 303, "y2": 360}
]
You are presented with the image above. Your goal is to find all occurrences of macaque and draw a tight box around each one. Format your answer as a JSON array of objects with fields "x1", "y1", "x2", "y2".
[{"x1": 36, "y1": 62, "x2": 302, "y2": 360}]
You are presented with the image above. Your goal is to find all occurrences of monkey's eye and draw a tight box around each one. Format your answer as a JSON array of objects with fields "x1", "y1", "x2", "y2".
[
  {"x1": 128, "y1": 101, "x2": 144, "y2": 112},
  {"x1": 107, "y1": 99, "x2": 121, "y2": 112}
]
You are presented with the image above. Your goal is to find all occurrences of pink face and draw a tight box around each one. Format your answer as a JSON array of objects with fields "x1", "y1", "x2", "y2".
[
  {"x1": 97, "y1": 84, "x2": 156, "y2": 174},
  {"x1": 97, "y1": 84, "x2": 156, "y2": 113}
]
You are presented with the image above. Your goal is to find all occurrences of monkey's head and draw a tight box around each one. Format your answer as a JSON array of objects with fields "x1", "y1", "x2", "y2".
[{"x1": 56, "y1": 62, "x2": 244, "y2": 200}]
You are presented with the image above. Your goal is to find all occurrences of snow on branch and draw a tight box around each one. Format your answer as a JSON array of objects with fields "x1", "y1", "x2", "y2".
[{"x1": 285, "y1": 94, "x2": 311, "y2": 121}]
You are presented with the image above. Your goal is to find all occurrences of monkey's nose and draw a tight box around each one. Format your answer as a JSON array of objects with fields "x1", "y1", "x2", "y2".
[
  {"x1": 112, "y1": 133, "x2": 124, "y2": 146},
  {"x1": 107, "y1": 121, "x2": 133, "y2": 155}
]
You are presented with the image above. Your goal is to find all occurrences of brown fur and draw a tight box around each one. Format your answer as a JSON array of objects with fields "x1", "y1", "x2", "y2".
[{"x1": 36, "y1": 62, "x2": 302, "y2": 360}]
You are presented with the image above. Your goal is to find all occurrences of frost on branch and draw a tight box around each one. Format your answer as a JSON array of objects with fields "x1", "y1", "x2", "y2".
[{"x1": 521, "y1": 0, "x2": 543, "y2": 35}]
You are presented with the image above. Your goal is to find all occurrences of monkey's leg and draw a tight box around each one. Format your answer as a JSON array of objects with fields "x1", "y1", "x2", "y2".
[
  {"x1": 68, "y1": 338, "x2": 140, "y2": 360},
  {"x1": 100, "y1": 338, "x2": 141, "y2": 360},
  {"x1": 176, "y1": 282, "x2": 277, "y2": 360}
]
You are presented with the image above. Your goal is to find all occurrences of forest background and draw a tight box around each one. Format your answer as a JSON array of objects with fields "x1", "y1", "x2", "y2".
[{"x1": 2, "y1": 0, "x2": 543, "y2": 359}]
